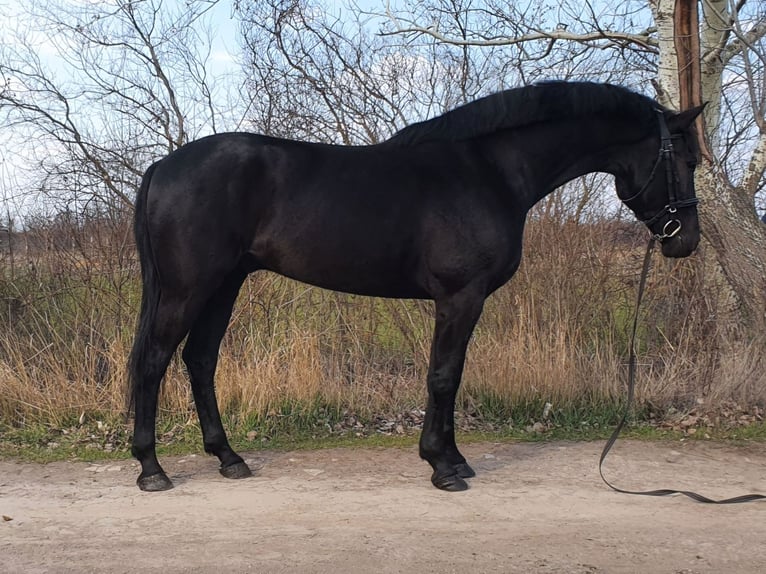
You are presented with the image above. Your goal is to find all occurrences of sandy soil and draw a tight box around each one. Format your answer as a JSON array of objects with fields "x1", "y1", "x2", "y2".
[{"x1": 2, "y1": 439, "x2": 765, "y2": 574}]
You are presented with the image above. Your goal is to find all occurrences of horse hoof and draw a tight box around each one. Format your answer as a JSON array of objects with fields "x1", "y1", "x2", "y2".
[
  {"x1": 137, "y1": 472, "x2": 174, "y2": 492},
  {"x1": 455, "y1": 462, "x2": 476, "y2": 478},
  {"x1": 431, "y1": 471, "x2": 469, "y2": 492},
  {"x1": 220, "y1": 461, "x2": 252, "y2": 479}
]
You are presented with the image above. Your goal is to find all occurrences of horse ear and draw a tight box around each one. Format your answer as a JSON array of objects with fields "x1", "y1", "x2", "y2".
[{"x1": 665, "y1": 103, "x2": 707, "y2": 132}]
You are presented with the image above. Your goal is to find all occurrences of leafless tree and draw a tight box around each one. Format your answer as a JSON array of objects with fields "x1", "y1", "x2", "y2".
[
  {"x1": 236, "y1": 0, "x2": 632, "y2": 227},
  {"x1": 237, "y1": 0, "x2": 502, "y2": 144},
  {"x1": 381, "y1": 0, "x2": 766, "y2": 325},
  {"x1": 0, "y1": 0, "x2": 237, "y2": 215}
]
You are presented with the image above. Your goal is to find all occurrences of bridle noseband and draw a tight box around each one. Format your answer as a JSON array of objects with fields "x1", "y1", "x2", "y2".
[{"x1": 622, "y1": 110, "x2": 699, "y2": 241}]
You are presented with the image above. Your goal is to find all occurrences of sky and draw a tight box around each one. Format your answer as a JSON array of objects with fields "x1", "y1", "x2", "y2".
[
  {"x1": 0, "y1": 0, "x2": 245, "y2": 219},
  {"x1": 1, "y1": 0, "x2": 241, "y2": 73}
]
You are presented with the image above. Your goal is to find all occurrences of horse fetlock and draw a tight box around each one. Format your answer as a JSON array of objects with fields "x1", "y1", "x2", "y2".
[
  {"x1": 418, "y1": 436, "x2": 443, "y2": 463},
  {"x1": 202, "y1": 438, "x2": 228, "y2": 456},
  {"x1": 131, "y1": 442, "x2": 157, "y2": 463},
  {"x1": 454, "y1": 462, "x2": 476, "y2": 479}
]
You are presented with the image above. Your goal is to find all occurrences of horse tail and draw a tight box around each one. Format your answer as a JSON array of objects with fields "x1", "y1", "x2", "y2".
[{"x1": 127, "y1": 161, "x2": 160, "y2": 417}]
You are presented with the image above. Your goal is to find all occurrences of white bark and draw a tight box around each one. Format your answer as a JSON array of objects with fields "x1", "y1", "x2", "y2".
[
  {"x1": 649, "y1": 0, "x2": 680, "y2": 109},
  {"x1": 699, "y1": 0, "x2": 729, "y2": 151},
  {"x1": 741, "y1": 131, "x2": 766, "y2": 197},
  {"x1": 649, "y1": 0, "x2": 766, "y2": 324}
]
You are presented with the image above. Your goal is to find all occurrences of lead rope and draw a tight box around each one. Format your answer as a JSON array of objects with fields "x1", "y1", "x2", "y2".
[{"x1": 598, "y1": 238, "x2": 766, "y2": 504}]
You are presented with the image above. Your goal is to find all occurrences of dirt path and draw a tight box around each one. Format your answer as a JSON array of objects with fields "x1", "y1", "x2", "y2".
[{"x1": 2, "y1": 440, "x2": 765, "y2": 574}]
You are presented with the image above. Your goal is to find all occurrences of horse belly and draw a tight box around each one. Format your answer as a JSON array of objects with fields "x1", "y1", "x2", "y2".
[{"x1": 250, "y1": 218, "x2": 428, "y2": 299}]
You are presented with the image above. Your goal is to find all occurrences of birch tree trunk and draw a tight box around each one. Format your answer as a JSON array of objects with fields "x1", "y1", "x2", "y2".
[
  {"x1": 650, "y1": 0, "x2": 682, "y2": 109},
  {"x1": 673, "y1": 0, "x2": 766, "y2": 327}
]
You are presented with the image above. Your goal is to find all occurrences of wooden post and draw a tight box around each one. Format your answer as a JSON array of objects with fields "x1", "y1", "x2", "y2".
[{"x1": 674, "y1": 0, "x2": 712, "y2": 159}]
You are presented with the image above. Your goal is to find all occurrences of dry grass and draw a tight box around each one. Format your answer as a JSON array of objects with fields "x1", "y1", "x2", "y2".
[{"x1": 2, "y1": 210, "x2": 765, "y2": 431}]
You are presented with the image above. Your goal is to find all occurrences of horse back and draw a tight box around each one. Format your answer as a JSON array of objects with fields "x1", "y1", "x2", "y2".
[{"x1": 144, "y1": 133, "x2": 522, "y2": 299}]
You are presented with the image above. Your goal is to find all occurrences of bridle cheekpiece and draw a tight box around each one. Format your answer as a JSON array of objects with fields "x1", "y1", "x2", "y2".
[{"x1": 622, "y1": 109, "x2": 700, "y2": 241}]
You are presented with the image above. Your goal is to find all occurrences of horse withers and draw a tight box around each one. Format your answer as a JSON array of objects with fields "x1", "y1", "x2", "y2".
[{"x1": 129, "y1": 81, "x2": 703, "y2": 492}]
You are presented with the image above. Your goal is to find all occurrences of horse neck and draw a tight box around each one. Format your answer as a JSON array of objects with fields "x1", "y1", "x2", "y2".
[{"x1": 481, "y1": 116, "x2": 647, "y2": 210}]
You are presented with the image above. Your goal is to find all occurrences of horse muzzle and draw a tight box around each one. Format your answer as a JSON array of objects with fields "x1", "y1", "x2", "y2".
[{"x1": 658, "y1": 225, "x2": 700, "y2": 258}]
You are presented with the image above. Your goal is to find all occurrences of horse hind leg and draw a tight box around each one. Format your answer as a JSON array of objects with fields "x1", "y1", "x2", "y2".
[
  {"x1": 181, "y1": 269, "x2": 252, "y2": 480},
  {"x1": 131, "y1": 294, "x2": 202, "y2": 491}
]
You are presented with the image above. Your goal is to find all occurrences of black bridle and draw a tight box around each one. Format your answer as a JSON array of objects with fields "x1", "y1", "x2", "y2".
[{"x1": 622, "y1": 110, "x2": 700, "y2": 241}]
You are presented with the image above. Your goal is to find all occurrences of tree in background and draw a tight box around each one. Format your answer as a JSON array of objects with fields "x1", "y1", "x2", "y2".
[
  {"x1": 0, "y1": 0, "x2": 237, "y2": 216},
  {"x1": 237, "y1": 0, "x2": 499, "y2": 145},
  {"x1": 381, "y1": 0, "x2": 766, "y2": 326}
]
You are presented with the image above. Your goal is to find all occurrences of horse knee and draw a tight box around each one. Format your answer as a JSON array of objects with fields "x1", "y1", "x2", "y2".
[{"x1": 428, "y1": 372, "x2": 459, "y2": 399}]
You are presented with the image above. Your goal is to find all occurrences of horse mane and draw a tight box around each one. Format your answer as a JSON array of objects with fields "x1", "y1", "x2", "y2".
[{"x1": 385, "y1": 81, "x2": 661, "y2": 146}]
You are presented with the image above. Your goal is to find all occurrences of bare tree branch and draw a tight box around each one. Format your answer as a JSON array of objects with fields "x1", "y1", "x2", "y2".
[
  {"x1": 0, "y1": 0, "x2": 231, "y2": 214},
  {"x1": 702, "y1": 0, "x2": 766, "y2": 66},
  {"x1": 381, "y1": 0, "x2": 658, "y2": 52}
]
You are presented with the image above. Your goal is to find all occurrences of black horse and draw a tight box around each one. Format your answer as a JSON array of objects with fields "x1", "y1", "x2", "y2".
[{"x1": 129, "y1": 82, "x2": 703, "y2": 492}]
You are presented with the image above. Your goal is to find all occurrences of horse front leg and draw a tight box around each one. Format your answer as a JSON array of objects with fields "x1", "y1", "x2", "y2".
[{"x1": 420, "y1": 287, "x2": 485, "y2": 491}]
